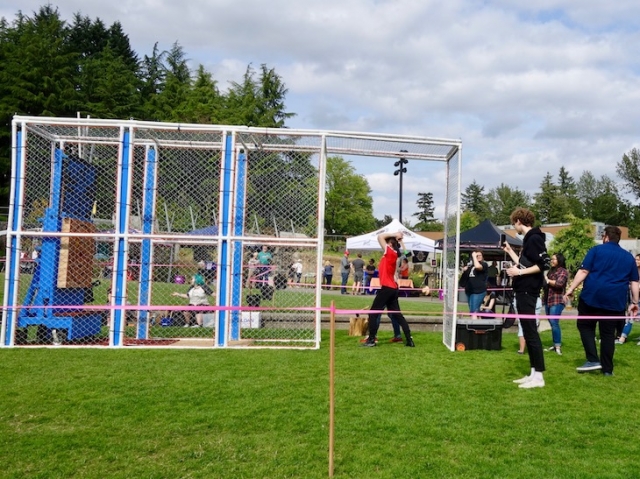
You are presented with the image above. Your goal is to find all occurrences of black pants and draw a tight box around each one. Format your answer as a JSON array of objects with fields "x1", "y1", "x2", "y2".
[
  {"x1": 367, "y1": 286, "x2": 411, "y2": 341},
  {"x1": 577, "y1": 297, "x2": 622, "y2": 374},
  {"x1": 514, "y1": 292, "x2": 545, "y2": 372}
]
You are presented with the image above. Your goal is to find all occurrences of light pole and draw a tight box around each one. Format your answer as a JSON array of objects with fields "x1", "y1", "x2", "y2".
[{"x1": 393, "y1": 150, "x2": 408, "y2": 223}]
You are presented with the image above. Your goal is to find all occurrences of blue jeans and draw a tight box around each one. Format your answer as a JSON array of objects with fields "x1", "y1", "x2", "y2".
[
  {"x1": 341, "y1": 272, "x2": 349, "y2": 294},
  {"x1": 374, "y1": 314, "x2": 402, "y2": 338},
  {"x1": 622, "y1": 319, "x2": 633, "y2": 339},
  {"x1": 468, "y1": 292, "x2": 485, "y2": 314},
  {"x1": 545, "y1": 303, "x2": 565, "y2": 346}
]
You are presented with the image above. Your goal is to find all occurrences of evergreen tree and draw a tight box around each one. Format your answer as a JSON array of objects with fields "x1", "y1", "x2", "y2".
[
  {"x1": 140, "y1": 42, "x2": 166, "y2": 120},
  {"x1": 68, "y1": 14, "x2": 108, "y2": 61},
  {"x1": 461, "y1": 181, "x2": 489, "y2": 219},
  {"x1": 152, "y1": 42, "x2": 191, "y2": 122},
  {"x1": 106, "y1": 21, "x2": 138, "y2": 73},
  {"x1": 6, "y1": 6, "x2": 78, "y2": 116},
  {"x1": 183, "y1": 65, "x2": 222, "y2": 124},
  {"x1": 413, "y1": 192, "x2": 435, "y2": 223},
  {"x1": 224, "y1": 64, "x2": 295, "y2": 127},
  {"x1": 532, "y1": 172, "x2": 565, "y2": 224},
  {"x1": 576, "y1": 170, "x2": 598, "y2": 219},
  {"x1": 225, "y1": 65, "x2": 260, "y2": 126},
  {"x1": 80, "y1": 45, "x2": 141, "y2": 119},
  {"x1": 557, "y1": 166, "x2": 582, "y2": 217},
  {"x1": 0, "y1": 7, "x2": 78, "y2": 201}
]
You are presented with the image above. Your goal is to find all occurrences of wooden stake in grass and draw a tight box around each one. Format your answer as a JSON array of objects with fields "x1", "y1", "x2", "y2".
[{"x1": 329, "y1": 300, "x2": 335, "y2": 478}]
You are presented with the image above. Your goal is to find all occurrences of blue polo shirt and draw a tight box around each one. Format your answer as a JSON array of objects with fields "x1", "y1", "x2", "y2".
[{"x1": 580, "y1": 242, "x2": 639, "y2": 312}]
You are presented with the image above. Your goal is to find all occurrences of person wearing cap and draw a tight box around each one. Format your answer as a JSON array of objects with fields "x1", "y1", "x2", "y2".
[{"x1": 340, "y1": 250, "x2": 351, "y2": 295}]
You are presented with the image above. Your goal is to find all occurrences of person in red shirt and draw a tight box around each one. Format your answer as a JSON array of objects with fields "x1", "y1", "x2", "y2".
[{"x1": 362, "y1": 232, "x2": 415, "y2": 347}]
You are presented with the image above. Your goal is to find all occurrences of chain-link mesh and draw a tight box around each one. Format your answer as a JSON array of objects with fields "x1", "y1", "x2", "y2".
[
  {"x1": 442, "y1": 149, "x2": 462, "y2": 350},
  {"x1": 3, "y1": 117, "x2": 461, "y2": 349}
]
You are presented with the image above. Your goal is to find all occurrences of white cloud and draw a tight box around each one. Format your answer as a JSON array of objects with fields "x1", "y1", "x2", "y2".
[{"x1": 3, "y1": 0, "x2": 640, "y2": 221}]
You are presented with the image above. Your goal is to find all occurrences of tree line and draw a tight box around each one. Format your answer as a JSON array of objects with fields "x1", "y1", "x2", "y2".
[
  {"x1": 0, "y1": 5, "x2": 294, "y2": 206},
  {"x1": 458, "y1": 158, "x2": 640, "y2": 237}
]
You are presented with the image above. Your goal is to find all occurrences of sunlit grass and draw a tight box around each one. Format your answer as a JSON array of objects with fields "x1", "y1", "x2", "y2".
[{"x1": 2, "y1": 325, "x2": 640, "y2": 478}]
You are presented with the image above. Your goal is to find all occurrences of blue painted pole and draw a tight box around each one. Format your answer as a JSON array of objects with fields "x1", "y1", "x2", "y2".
[
  {"x1": 217, "y1": 133, "x2": 234, "y2": 347},
  {"x1": 112, "y1": 131, "x2": 131, "y2": 346},
  {"x1": 137, "y1": 147, "x2": 157, "y2": 339},
  {"x1": 230, "y1": 150, "x2": 247, "y2": 340}
]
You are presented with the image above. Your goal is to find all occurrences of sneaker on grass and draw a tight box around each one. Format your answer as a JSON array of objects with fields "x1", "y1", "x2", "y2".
[
  {"x1": 576, "y1": 361, "x2": 602, "y2": 372},
  {"x1": 519, "y1": 378, "x2": 545, "y2": 389},
  {"x1": 513, "y1": 376, "x2": 531, "y2": 384}
]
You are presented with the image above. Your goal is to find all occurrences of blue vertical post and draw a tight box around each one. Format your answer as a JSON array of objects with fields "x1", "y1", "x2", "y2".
[
  {"x1": 216, "y1": 133, "x2": 234, "y2": 347},
  {"x1": 30, "y1": 148, "x2": 66, "y2": 322},
  {"x1": 137, "y1": 147, "x2": 157, "y2": 339},
  {"x1": 112, "y1": 131, "x2": 131, "y2": 346},
  {"x1": 4, "y1": 131, "x2": 23, "y2": 345},
  {"x1": 230, "y1": 150, "x2": 247, "y2": 340}
]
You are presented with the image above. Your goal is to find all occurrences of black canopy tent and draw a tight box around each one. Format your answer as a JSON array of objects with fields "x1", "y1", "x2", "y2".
[{"x1": 437, "y1": 219, "x2": 522, "y2": 255}]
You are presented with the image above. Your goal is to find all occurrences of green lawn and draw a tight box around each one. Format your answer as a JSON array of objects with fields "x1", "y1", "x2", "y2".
[{"x1": 2, "y1": 325, "x2": 640, "y2": 478}]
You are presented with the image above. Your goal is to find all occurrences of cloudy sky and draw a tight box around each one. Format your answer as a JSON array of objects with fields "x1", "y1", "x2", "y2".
[{"x1": 3, "y1": 1, "x2": 640, "y2": 222}]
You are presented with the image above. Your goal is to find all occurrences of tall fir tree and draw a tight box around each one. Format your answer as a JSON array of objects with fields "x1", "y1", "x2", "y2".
[{"x1": 461, "y1": 180, "x2": 489, "y2": 219}]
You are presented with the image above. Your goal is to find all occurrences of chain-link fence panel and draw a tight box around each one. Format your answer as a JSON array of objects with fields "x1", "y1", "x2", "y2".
[
  {"x1": 3, "y1": 117, "x2": 461, "y2": 350},
  {"x1": 6, "y1": 122, "x2": 120, "y2": 346},
  {"x1": 442, "y1": 148, "x2": 462, "y2": 350}
]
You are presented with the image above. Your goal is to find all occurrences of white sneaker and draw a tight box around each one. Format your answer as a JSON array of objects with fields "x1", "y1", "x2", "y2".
[
  {"x1": 513, "y1": 376, "x2": 531, "y2": 384},
  {"x1": 519, "y1": 378, "x2": 545, "y2": 389},
  {"x1": 183, "y1": 324, "x2": 190, "y2": 328}
]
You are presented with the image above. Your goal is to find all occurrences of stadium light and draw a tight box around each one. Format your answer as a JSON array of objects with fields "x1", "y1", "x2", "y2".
[{"x1": 393, "y1": 150, "x2": 409, "y2": 223}]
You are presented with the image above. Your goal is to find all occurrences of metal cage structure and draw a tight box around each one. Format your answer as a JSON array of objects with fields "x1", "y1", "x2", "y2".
[{"x1": 1, "y1": 116, "x2": 462, "y2": 349}]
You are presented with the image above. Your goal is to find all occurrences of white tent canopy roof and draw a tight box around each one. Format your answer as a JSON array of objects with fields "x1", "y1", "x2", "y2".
[{"x1": 345, "y1": 219, "x2": 437, "y2": 252}]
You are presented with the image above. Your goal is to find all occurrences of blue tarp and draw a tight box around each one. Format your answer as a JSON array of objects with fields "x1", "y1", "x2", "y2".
[{"x1": 187, "y1": 225, "x2": 218, "y2": 236}]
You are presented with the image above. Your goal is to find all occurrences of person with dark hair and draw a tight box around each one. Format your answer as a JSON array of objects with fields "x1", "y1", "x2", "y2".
[
  {"x1": 463, "y1": 250, "x2": 488, "y2": 319},
  {"x1": 364, "y1": 258, "x2": 376, "y2": 294},
  {"x1": 503, "y1": 207, "x2": 550, "y2": 389},
  {"x1": 362, "y1": 232, "x2": 414, "y2": 348},
  {"x1": 544, "y1": 252, "x2": 568, "y2": 355},
  {"x1": 351, "y1": 253, "x2": 365, "y2": 295},
  {"x1": 565, "y1": 226, "x2": 639, "y2": 374},
  {"x1": 478, "y1": 290, "x2": 496, "y2": 319}
]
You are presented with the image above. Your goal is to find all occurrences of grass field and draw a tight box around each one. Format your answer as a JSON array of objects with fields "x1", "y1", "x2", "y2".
[{"x1": 2, "y1": 323, "x2": 640, "y2": 478}]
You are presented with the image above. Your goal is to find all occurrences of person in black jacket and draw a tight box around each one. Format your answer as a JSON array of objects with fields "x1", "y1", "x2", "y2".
[{"x1": 502, "y1": 208, "x2": 550, "y2": 389}]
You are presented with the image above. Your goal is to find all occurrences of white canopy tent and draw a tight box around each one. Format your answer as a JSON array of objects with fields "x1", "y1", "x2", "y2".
[{"x1": 346, "y1": 219, "x2": 437, "y2": 252}]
